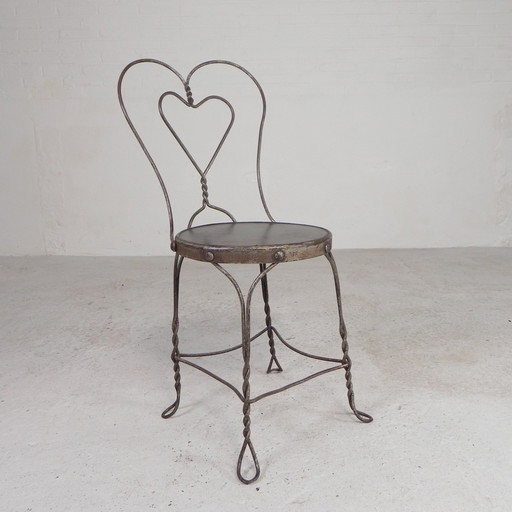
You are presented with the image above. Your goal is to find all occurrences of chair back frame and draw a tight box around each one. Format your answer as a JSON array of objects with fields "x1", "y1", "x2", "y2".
[{"x1": 117, "y1": 59, "x2": 275, "y2": 250}]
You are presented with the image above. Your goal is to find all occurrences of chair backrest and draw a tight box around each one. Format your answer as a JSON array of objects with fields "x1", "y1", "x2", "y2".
[{"x1": 117, "y1": 59, "x2": 275, "y2": 250}]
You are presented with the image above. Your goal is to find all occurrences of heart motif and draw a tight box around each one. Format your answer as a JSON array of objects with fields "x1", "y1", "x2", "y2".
[
  {"x1": 118, "y1": 59, "x2": 274, "y2": 240},
  {"x1": 158, "y1": 91, "x2": 235, "y2": 179}
]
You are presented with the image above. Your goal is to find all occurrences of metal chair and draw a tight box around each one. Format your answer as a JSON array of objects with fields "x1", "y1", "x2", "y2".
[{"x1": 118, "y1": 59, "x2": 372, "y2": 484}]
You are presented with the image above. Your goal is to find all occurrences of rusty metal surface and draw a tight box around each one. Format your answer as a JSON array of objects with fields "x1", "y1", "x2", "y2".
[
  {"x1": 118, "y1": 59, "x2": 372, "y2": 485},
  {"x1": 175, "y1": 221, "x2": 332, "y2": 263}
]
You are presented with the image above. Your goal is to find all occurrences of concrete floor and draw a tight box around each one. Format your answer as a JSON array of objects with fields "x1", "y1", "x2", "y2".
[{"x1": 1, "y1": 249, "x2": 511, "y2": 511}]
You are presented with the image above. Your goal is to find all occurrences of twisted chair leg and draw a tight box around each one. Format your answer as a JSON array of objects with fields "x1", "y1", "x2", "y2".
[
  {"x1": 259, "y1": 264, "x2": 283, "y2": 373},
  {"x1": 237, "y1": 335, "x2": 260, "y2": 484},
  {"x1": 325, "y1": 251, "x2": 373, "y2": 423},
  {"x1": 162, "y1": 254, "x2": 184, "y2": 419},
  {"x1": 212, "y1": 263, "x2": 276, "y2": 484},
  {"x1": 236, "y1": 263, "x2": 278, "y2": 482}
]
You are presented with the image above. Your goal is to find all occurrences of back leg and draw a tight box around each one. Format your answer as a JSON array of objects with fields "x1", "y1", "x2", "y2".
[
  {"x1": 259, "y1": 263, "x2": 283, "y2": 373},
  {"x1": 324, "y1": 251, "x2": 372, "y2": 423},
  {"x1": 161, "y1": 254, "x2": 184, "y2": 418}
]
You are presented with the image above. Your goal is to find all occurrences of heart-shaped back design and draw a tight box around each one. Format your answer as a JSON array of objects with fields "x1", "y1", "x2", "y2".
[
  {"x1": 158, "y1": 92, "x2": 234, "y2": 181},
  {"x1": 118, "y1": 59, "x2": 275, "y2": 245}
]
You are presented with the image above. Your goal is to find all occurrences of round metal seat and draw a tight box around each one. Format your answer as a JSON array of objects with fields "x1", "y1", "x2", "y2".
[{"x1": 175, "y1": 222, "x2": 332, "y2": 264}]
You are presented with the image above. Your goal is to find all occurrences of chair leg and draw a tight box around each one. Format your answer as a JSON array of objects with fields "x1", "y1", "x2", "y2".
[
  {"x1": 211, "y1": 262, "x2": 266, "y2": 483},
  {"x1": 325, "y1": 251, "x2": 373, "y2": 423},
  {"x1": 162, "y1": 254, "x2": 184, "y2": 419},
  {"x1": 236, "y1": 262, "x2": 280, "y2": 483},
  {"x1": 236, "y1": 327, "x2": 261, "y2": 484},
  {"x1": 259, "y1": 264, "x2": 283, "y2": 373}
]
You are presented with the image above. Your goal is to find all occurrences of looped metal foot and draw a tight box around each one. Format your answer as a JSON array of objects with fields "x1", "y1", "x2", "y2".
[
  {"x1": 161, "y1": 399, "x2": 180, "y2": 419},
  {"x1": 353, "y1": 409, "x2": 373, "y2": 423},
  {"x1": 266, "y1": 354, "x2": 283, "y2": 373},
  {"x1": 344, "y1": 372, "x2": 373, "y2": 423},
  {"x1": 237, "y1": 438, "x2": 261, "y2": 484}
]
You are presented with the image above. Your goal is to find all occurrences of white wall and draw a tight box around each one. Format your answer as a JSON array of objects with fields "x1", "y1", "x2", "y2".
[{"x1": 1, "y1": 0, "x2": 512, "y2": 255}]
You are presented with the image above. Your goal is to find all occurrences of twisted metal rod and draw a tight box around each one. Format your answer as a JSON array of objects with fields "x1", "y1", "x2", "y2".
[
  {"x1": 212, "y1": 262, "x2": 279, "y2": 484},
  {"x1": 157, "y1": 90, "x2": 237, "y2": 228},
  {"x1": 259, "y1": 264, "x2": 283, "y2": 373},
  {"x1": 211, "y1": 262, "x2": 256, "y2": 483},
  {"x1": 324, "y1": 251, "x2": 373, "y2": 424},
  {"x1": 161, "y1": 253, "x2": 185, "y2": 419}
]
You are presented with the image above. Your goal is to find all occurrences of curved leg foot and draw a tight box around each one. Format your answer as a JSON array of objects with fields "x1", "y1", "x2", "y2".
[
  {"x1": 343, "y1": 351, "x2": 373, "y2": 423},
  {"x1": 237, "y1": 437, "x2": 261, "y2": 485},
  {"x1": 162, "y1": 254, "x2": 183, "y2": 419},
  {"x1": 325, "y1": 251, "x2": 373, "y2": 424},
  {"x1": 162, "y1": 326, "x2": 182, "y2": 419},
  {"x1": 238, "y1": 330, "x2": 260, "y2": 484},
  {"x1": 266, "y1": 353, "x2": 283, "y2": 373},
  {"x1": 161, "y1": 398, "x2": 180, "y2": 419}
]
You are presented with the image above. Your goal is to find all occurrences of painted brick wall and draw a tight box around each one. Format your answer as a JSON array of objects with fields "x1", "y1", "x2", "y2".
[{"x1": 1, "y1": 0, "x2": 512, "y2": 254}]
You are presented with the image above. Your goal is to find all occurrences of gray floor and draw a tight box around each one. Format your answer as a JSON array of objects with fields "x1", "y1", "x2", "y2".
[{"x1": 1, "y1": 249, "x2": 511, "y2": 511}]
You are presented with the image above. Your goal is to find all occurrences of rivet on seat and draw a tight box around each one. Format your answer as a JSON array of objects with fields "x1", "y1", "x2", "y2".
[{"x1": 273, "y1": 250, "x2": 285, "y2": 261}]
